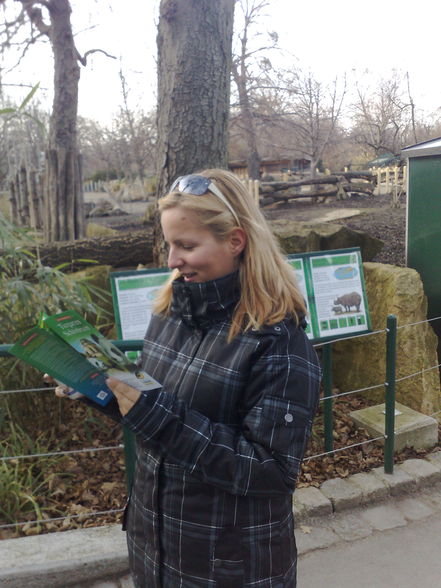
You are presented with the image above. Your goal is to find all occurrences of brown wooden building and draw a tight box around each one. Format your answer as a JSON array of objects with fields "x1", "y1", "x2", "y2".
[{"x1": 229, "y1": 158, "x2": 310, "y2": 178}]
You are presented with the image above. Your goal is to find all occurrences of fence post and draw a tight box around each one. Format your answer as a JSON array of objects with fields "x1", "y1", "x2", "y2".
[
  {"x1": 385, "y1": 167, "x2": 390, "y2": 194},
  {"x1": 384, "y1": 314, "x2": 397, "y2": 473},
  {"x1": 322, "y1": 343, "x2": 334, "y2": 452}
]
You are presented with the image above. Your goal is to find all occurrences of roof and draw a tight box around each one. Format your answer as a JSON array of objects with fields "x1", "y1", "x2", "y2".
[
  {"x1": 401, "y1": 136, "x2": 441, "y2": 158},
  {"x1": 366, "y1": 153, "x2": 401, "y2": 168}
]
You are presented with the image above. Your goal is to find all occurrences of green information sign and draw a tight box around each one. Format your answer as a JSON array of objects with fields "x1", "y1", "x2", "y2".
[
  {"x1": 110, "y1": 247, "x2": 371, "y2": 345},
  {"x1": 287, "y1": 247, "x2": 371, "y2": 342}
]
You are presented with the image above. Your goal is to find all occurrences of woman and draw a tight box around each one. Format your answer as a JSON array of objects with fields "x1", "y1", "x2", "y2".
[{"x1": 61, "y1": 169, "x2": 321, "y2": 587}]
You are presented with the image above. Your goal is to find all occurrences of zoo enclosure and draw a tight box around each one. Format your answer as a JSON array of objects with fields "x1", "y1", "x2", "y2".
[{"x1": 1, "y1": 313, "x2": 441, "y2": 535}]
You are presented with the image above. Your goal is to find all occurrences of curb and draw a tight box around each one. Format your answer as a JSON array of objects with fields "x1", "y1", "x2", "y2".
[
  {"x1": 1, "y1": 451, "x2": 441, "y2": 588},
  {"x1": 294, "y1": 450, "x2": 441, "y2": 524}
]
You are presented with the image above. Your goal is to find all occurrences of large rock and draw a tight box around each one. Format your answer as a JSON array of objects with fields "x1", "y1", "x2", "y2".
[
  {"x1": 270, "y1": 220, "x2": 383, "y2": 261},
  {"x1": 86, "y1": 223, "x2": 120, "y2": 238},
  {"x1": 332, "y1": 262, "x2": 441, "y2": 415}
]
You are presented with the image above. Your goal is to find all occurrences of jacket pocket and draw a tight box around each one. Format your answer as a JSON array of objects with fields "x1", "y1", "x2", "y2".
[
  {"x1": 212, "y1": 557, "x2": 244, "y2": 587},
  {"x1": 212, "y1": 526, "x2": 244, "y2": 587}
]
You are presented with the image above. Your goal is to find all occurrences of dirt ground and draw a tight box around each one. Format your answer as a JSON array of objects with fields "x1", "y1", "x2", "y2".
[
  {"x1": 93, "y1": 191, "x2": 406, "y2": 266},
  {"x1": 0, "y1": 192, "x2": 410, "y2": 539}
]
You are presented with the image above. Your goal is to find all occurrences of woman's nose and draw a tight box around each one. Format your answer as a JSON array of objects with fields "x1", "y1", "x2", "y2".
[{"x1": 168, "y1": 248, "x2": 183, "y2": 269}]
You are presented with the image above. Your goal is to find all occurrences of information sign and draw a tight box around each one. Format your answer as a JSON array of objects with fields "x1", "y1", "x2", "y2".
[
  {"x1": 287, "y1": 248, "x2": 371, "y2": 342},
  {"x1": 110, "y1": 247, "x2": 371, "y2": 345}
]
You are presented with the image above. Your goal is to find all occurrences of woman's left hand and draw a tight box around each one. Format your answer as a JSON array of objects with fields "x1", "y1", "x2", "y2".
[{"x1": 106, "y1": 377, "x2": 142, "y2": 416}]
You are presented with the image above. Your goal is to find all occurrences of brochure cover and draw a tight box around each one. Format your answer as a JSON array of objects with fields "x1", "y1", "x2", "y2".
[{"x1": 10, "y1": 310, "x2": 161, "y2": 406}]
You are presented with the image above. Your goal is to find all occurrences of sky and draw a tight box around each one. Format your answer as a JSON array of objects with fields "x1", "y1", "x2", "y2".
[{"x1": 1, "y1": 0, "x2": 440, "y2": 126}]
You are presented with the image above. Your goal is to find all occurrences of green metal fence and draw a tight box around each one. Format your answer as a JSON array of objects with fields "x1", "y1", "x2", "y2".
[{"x1": 0, "y1": 315, "x2": 399, "y2": 487}]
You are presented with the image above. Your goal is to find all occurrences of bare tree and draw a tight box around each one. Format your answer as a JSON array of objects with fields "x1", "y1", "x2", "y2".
[
  {"x1": 0, "y1": 0, "x2": 115, "y2": 241},
  {"x1": 280, "y1": 69, "x2": 346, "y2": 177},
  {"x1": 154, "y1": 0, "x2": 235, "y2": 265},
  {"x1": 231, "y1": 0, "x2": 278, "y2": 178},
  {"x1": 351, "y1": 72, "x2": 415, "y2": 156}
]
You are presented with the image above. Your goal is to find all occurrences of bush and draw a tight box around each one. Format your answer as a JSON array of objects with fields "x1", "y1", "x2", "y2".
[
  {"x1": 0, "y1": 213, "x2": 110, "y2": 432},
  {"x1": 87, "y1": 169, "x2": 122, "y2": 182},
  {"x1": 0, "y1": 422, "x2": 68, "y2": 527}
]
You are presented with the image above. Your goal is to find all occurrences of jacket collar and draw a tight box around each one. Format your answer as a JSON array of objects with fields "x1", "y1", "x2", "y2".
[{"x1": 171, "y1": 271, "x2": 240, "y2": 329}]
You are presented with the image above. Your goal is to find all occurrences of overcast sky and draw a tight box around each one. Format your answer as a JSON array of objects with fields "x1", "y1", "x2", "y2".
[{"x1": 1, "y1": 0, "x2": 440, "y2": 126}]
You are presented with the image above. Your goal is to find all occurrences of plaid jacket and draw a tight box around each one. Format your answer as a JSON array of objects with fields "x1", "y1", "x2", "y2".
[{"x1": 121, "y1": 272, "x2": 321, "y2": 587}]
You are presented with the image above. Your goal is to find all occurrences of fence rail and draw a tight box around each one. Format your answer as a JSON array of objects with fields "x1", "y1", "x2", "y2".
[{"x1": 1, "y1": 314, "x2": 441, "y2": 534}]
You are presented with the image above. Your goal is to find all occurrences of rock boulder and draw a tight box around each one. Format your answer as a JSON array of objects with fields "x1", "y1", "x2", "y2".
[
  {"x1": 270, "y1": 220, "x2": 384, "y2": 261},
  {"x1": 332, "y1": 262, "x2": 441, "y2": 415}
]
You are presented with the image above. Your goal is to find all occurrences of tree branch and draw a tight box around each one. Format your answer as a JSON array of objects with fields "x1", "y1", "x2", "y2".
[{"x1": 77, "y1": 47, "x2": 117, "y2": 66}]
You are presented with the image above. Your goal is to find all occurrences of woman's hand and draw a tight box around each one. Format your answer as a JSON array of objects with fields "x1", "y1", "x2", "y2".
[
  {"x1": 43, "y1": 374, "x2": 82, "y2": 399},
  {"x1": 106, "y1": 377, "x2": 141, "y2": 416}
]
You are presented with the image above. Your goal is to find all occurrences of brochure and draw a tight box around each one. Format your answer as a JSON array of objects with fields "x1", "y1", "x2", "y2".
[{"x1": 10, "y1": 310, "x2": 161, "y2": 406}]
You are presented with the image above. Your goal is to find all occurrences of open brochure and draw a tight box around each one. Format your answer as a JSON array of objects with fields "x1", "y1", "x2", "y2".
[{"x1": 10, "y1": 310, "x2": 161, "y2": 406}]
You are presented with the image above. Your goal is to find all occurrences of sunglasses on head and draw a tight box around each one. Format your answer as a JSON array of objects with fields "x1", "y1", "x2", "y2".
[{"x1": 169, "y1": 174, "x2": 240, "y2": 226}]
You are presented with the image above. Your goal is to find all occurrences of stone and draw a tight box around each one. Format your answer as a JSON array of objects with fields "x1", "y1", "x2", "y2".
[
  {"x1": 332, "y1": 263, "x2": 441, "y2": 415},
  {"x1": 86, "y1": 223, "x2": 120, "y2": 238},
  {"x1": 347, "y1": 471, "x2": 389, "y2": 504},
  {"x1": 319, "y1": 477, "x2": 362, "y2": 512},
  {"x1": 395, "y1": 496, "x2": 435, "y2": 521},
  {"x1": 119, "y1": 576, "x2": 135, "y2": 588},
  {"x1": 425, "y1": 450, "x2": 441, "y2": 471},
  {"x1": 295, "y1": 525, "x2": 340, "y2": 555},
  {"x1": 328, "y1": 512, "x2": 373, "y2": 541},
  {"x1": 293, "y1": 487, "x2": 333, "y2": 519},
  {"x1": 360, "y1": 504, "x2": 407, "y2": 531},
  {"x1": 349, "y1": 402, "x2": 438, "y2": 452},
  {"x1": 372, "y1": 466, "x2": 417, "y2": 496},
  {"x1": 398, "y1": 458, "x2": 441, "y2": 486},
  {"x1": 270, "y1": 220, "x2": 383, "y2": 261}
]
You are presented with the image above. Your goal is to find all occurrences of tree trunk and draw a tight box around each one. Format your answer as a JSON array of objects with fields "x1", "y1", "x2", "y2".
[
  {"x1": 44, "y1": 0, "x2": 84, "y2": 242},
  {"x1": 29, "y1": 170, "x2": 43, "y2": 230},
  {"x1": 9, "y1": 181, "x2": 18, "y2": 224},
  {"x1": 33, "y1": 230, "x2": 154, "y2": 270},
  {"x1": 153, "y1": 0, "x2": 235, "y2": 266}
]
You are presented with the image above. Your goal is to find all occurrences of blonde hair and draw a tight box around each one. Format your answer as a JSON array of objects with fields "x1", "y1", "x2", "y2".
[{"x1": 154, "y1": 168, "x2": 306, "y2": 340}]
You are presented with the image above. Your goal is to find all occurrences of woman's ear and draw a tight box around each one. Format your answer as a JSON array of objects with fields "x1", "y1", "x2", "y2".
[{"x1": 228, "y1": 228, "x2": 247, "y2": 257}]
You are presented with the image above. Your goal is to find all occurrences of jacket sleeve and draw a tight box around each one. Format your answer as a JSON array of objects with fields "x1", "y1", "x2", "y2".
[{"x1": 122, "y1": 322, "x2": 321, "y2": 497}]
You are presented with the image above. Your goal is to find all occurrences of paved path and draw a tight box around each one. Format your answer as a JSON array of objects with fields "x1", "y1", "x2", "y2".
[
  {"x1": 299, "y1": 496, "x2": 441, "y2": 587},
  {"x1": 2, "y1": 456, "x2": 441, "y2": 587}
]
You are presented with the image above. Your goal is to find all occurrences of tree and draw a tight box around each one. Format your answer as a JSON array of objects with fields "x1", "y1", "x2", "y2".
[
  {"x1": 351, "y1": 71, "x2": 416, "y2": 157},
  {"x1": 231, "y1": 0, "x2": 278, "y2": 179},
  {"x1": 282, "y1": 69, "x2": 346, "y2": 177},
  {"x1": 0, "y1": 0, "x2": 115, "y2": 242},
  {"x1": 153, "y1": 0, "x2": 235, "y2": 265}
]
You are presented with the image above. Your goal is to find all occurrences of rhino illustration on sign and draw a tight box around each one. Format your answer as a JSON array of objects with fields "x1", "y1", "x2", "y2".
[{"x1": 333, "y1": 291, "x2": 361, "y2": 312}]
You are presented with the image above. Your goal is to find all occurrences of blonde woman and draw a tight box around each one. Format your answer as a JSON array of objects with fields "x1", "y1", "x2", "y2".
[{"x1": 109, "y1": 169, "x2": 321, "y2": 587}]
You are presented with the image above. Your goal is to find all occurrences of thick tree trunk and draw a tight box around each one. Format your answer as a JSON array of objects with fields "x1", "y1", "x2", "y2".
[
  {"x1": 153, "y1": 0, "x2": 235, "y2": 266},
  {"x1": 44, "y1": 0, "x2": 84, "y2": 243},
  {"x1": 44, "y1": 149, "x2": 84, "y2": 241}
]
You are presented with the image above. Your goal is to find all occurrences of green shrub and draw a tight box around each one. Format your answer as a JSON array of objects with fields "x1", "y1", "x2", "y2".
[
  {"x1": 0, "y1": 422, "x2": 68, "y2": 526},
  {"x1": 0, "y1": 213, "x2": 111, "y2": 432}
]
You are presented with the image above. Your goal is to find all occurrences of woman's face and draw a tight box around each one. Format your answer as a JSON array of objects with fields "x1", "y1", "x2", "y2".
[{"x1": 161, "y1": 207, "x2": 244, "y2": 283}]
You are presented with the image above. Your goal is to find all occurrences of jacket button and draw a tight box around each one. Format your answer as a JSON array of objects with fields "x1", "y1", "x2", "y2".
[
  {"x1": 274, "y1": 326, "x2": 281, "y2": 331},
  {"x1": 284, "y1": 413, "x2": 294, "y2": 423}
]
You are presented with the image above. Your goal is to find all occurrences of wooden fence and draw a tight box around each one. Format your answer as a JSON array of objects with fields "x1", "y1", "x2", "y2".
[
  {"x1": 240, "y1": 166, "x2": 406, "y2": 207},
  {"x1": 370, "y1": 165, "x2": 407, "y2": 207}
]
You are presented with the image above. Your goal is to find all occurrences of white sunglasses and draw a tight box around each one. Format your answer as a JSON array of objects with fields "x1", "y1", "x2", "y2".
[{"x1": 170, "y1": 175, "x2": 240, "y2": 225}]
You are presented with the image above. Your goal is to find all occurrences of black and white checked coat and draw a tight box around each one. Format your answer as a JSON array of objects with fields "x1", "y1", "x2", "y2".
[{"x1": 121, "y1": 271, "x2": 321, "y2": 587}]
